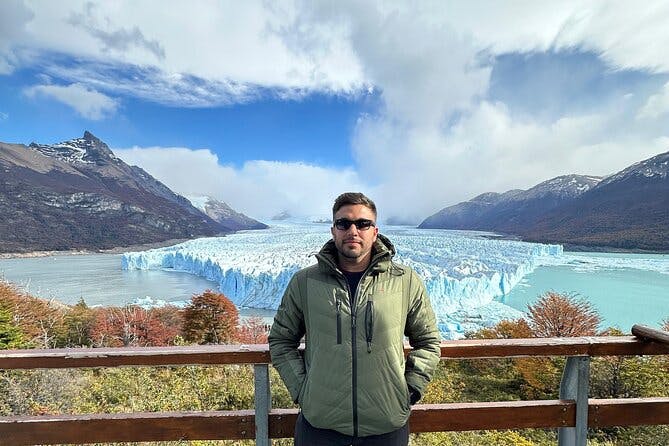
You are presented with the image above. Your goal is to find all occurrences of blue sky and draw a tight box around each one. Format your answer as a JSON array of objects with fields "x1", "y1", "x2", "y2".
[{"x1": 1, "y1": 1, "x2": 669, "y2": 223}]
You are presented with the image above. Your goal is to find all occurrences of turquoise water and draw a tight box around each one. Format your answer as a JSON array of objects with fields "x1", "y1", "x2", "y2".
[
  {"x1": 2, "y1": 250, "x2": 668, "y2": 331},
  {"x1": 499, "y1": 252, "x2": 669, "y2": 331},
  {"x1": 0, "y1": 253, "x2": 276, "y2": 322},
  {"x1": 0, "y1": 253, "x2": 216, "y2": 307}
]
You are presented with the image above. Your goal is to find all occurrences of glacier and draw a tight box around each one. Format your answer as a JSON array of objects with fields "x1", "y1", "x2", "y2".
[{"x1": 122, "y1": 221, "x2": 563, "y2": 339}]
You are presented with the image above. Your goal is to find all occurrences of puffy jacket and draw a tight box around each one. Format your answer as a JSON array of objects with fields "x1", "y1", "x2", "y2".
[{"x1": 269, "y1": 234, "x2": 441, "y2": 437}]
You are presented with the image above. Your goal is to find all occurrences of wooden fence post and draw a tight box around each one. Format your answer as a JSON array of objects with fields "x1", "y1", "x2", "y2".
[
  {"x1": 558, "y1": 356, "x2": 590, "y2": 446},
  {"x1": 254, "y1": 364, "x2": 271, "y2": 446}
]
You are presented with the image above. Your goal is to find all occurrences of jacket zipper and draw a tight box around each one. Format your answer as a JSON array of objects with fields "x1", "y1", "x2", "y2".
[
  {"x1": 342, "y1": 277, "x2": 360, "y2": 438},
  {"x1": 336, "y1": 296, "x2": 342, "y2": 344},
  {"x1": 320, "y1": 252, "x2": 382, "y2": 438}
]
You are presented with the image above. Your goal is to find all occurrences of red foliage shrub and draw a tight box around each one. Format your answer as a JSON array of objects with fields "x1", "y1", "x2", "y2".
[
  {"x1": 527, "y1": 291, "x2": 601, "y2": 337},
  {"x1": 182, "y1": 290, "x2": 239, "y2": 344},
  {"x1": 237, "y1": 316, "x2": 270, "y2": 344}
]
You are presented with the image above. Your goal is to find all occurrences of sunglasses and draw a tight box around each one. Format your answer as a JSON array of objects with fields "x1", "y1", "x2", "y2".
[{"x1": 334, "y1": 218, "x2": 376, "y2": 231}]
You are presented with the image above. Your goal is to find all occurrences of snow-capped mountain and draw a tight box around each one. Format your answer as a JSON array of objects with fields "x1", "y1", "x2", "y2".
[
  {"x1": 0, "y1": 132, "x2": 228, "y2": 253},
  {"x1": 597, "y1": 151, "x2": 669, "y2": 187},
  {"x1": 525, "y1": 151, "x2": 669, "y2": 250},
  {"x1": 420, "y1": 151, "x2": 669, "y2": 251},
  {"x1": 29, "y1": 131, "x2": 118, "y2": 165},
  {"x1": 187, "y1": 196, "x2": 268, "y2": 231},
  {"x1": 420, "y1": 174, "x2": 601, "y2": 232}
]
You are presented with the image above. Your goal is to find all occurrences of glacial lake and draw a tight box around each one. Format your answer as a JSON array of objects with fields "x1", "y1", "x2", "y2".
[
  {"x1": 0, "y1": 253, "x2": 276, "y2": 322},
  {"x1": 499, "y1": 251, "x2": 669, "y2": 331},
  {"x1": 1, "y1": 250, "x2": 668, "y2": 332}
]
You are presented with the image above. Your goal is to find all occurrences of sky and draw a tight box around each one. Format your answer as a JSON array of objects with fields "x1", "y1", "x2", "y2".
[{"x1": 1, "y1": 1, "x2": 669, "y2": 224}]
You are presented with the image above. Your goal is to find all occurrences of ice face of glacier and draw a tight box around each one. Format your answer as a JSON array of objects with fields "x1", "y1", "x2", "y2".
[{"x1": 122, "y1": 222, "x2": 563, "y2": 339}]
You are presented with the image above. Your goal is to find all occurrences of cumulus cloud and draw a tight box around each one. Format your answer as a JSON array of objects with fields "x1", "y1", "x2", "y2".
[
  {"x1": 283, "y1": 1, "x2": 669, "y2": 223},
  {"x1": 66, "y1": 2, "x2": 165, "y2": 60},
  {"x1": 24, "y1": 83, "x2": 118, "y2": 119},
  {"x1": 0, "y1": 0, "x2": 33, "y2": 74},
  {"x1": 637, "y1": 81, "x2": 669, "y2": 120},
  {"x1": 6, "y1": 1, "x2": 669, "y2": 223},
  {"x1": 20, "y1": 0, "x2": 366, "y2": 104},
  {"x1": 114, "y1": 146, "x2": 368, "y2": 220}
]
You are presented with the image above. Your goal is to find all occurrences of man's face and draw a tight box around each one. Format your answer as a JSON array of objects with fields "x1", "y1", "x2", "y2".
[{"x1": 331, "y1": 204, "x2": 379, "y2": 267}]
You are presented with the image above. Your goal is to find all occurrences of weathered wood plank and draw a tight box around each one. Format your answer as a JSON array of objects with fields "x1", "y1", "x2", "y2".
[
  {"x1": 0, "y1": 402, "x2": 577, "y2": 445},
  {"x1": 632, "y1": 324, "x2": 669, "y2": 345},
  {"x1": 409, "y1": 400, "x2": 575, "y2": 431},
  {"x1": 2, "y1": 337, "x2": 669, "y2": 370},
  {"x1": 0, "y1": 410, "x2": 256, "y2": 446},
  {"x1": 3, "y1": 398, "x2": 669, "y2": 445},
  {"x1": 438, "y1": 336, "x2": 669, "y2": 358},
  {"x1": 589, "y1": 398, "x2": 669, "y2": 427},
  {"x1": 0, "y1": 344, "x2": 271, "y2": 369}
]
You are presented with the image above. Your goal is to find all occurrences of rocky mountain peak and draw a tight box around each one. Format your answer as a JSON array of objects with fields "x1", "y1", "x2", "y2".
[
  {"x1": 599, "y1": 150, "x2": 669, "y2": 187},
  {"x1": 525, "y1": 174, "x2": 602, "y2": 199},
  {"x1": 29, "y1": 131, "x2": 117, "y2": 165}
]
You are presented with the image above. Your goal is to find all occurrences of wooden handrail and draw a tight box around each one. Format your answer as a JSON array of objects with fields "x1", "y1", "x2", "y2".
[
  {"x1": 3, "y1": 398, "x2": 669, "y2": 445},
  {"x1": 2, "y1": 336, "x2": 669, "y2": 369}
]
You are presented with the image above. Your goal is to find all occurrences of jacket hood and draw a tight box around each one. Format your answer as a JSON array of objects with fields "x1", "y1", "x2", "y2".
[{"x1": 316, "y1": 233, "x2": 397, "y2": 274}]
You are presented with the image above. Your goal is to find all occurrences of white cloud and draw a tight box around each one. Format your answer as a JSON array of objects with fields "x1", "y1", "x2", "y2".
[
  {"x1": 114, "y1": 146, "x2": 368, "y2": 220},
  {"x1": 7, "y1": 1, "x2": 669, "y2": 223},
  {"x1": 356, "y1": 100, "x2": 668, "y2": 223},
  {"x1": 0, "y1": 0, "x2": 33, "y2": 74},
  {"x1": 281, "y1": 1, "x2": 669, "y2": 222},
  {"x1": 18, "y1": 0, "x2": 366, "y2": 103},
  {"x1": 637, "y1": 81, "x2": 669, "y2": 120},
  {"x1": 24, "y1": 83, "x2": 118, "y2": 119},
  {"x1": 0, "y1": 112, "x2": 8, "y2": 120}
]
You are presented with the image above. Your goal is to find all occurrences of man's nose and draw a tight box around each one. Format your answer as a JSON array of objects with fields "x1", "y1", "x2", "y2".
[{"x1": 346, "y1": 224, "x2": 359, "y2": 234}]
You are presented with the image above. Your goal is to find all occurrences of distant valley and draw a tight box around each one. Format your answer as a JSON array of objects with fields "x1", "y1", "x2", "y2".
[
  {"x1": 0, "y1": 132, "x2": 266, "y2": 253},
  {"x1": 420, "y1": 151, "x2": 669, "y2": 251}
]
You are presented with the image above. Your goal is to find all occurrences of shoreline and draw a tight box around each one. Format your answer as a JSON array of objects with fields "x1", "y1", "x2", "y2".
[
  {"x1": 2, "y1": 234, "x2": 667, "y2": 259},
  {"x1": 0, "y1": 237, "x2": 193, "y2": 260}
]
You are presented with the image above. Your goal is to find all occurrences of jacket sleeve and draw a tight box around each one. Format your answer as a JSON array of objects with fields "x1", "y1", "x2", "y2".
[
  {"x1": 268, "y1": 274, "x2": 307, "y2": 404},
  {"x1": 404, "y1": 269, "x2": 441, "y2": 402}
]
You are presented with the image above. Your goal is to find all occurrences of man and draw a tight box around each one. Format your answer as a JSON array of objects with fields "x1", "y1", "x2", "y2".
[{"x1": 269, "y1": 192, "x2": 441, "y2": 445}]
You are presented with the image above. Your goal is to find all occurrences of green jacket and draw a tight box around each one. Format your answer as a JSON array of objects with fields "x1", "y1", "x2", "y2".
[{"x1": 269, "y1": 234, "x2": 441, "y2": 437}]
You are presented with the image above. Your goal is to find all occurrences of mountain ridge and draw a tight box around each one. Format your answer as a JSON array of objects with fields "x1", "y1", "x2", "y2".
[
  {"x1": 419, "y1": 151, "x2": 669, "y2": 251},
  {"x1": 0, "y1": 132, "x2": 263, "y2": 253}
]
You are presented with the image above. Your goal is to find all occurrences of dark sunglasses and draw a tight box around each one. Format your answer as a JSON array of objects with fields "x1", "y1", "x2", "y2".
[{"x1": 334, "y1": 218, "x2": 376, "y2": 231}]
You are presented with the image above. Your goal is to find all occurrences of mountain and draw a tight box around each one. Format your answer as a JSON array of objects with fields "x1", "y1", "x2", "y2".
[
  {"x1": 420, "y1": 175, "x2": 602, "y2": 232},
  {"x1": 420, "y1": 151, "x2": 669, "y2": 251},
  {"x1": 187, "y1": 196, "x2": 268, "y2": 231},
  {"x1": 0, "y1": 132, "x2": 228, "y2": 253},
  {"x1": 271, "y1": 210, "x2": 291, "y2": 221}
]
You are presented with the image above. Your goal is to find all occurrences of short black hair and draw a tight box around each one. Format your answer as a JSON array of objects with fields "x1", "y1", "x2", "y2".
[{"x1": 332, "y1": 192, "x2": 377, "y2": 219}]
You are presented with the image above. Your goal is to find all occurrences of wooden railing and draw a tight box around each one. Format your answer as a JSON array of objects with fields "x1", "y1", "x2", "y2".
[{"x1": 2, "y1": 334, "x2": 669, "y2": 445}]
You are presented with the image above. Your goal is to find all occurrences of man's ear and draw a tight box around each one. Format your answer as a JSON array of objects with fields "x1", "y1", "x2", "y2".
[{"x1": 331, "y1": 226, "x2": 336, "y2": 238}]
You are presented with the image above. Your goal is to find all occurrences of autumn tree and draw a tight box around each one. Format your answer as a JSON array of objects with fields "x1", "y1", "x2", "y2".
[
  {"x1": 90, "y1": 305, "x2": 153, "y2": 347},
  {"x1": 0, "y1": 305, "x2": 24, "y2": 349},
  {"x1": 0, "y1": 281, "x2": 65, "y2": 348},
  {"x1": 59, "y1": 299, "x2": 96, "y2": 347},
  {"x1": 145, "y1": 305, "x2": 182, "y2": 346},
  {"x1": 237, "y1": 316, "x2": 270, "y2": 344},
  {"x1": 527, "y1": 291, "x2": 601, "y2": 337},
  {"x1": 182, "y1": 290, "x2": 239, "y2": 344}
]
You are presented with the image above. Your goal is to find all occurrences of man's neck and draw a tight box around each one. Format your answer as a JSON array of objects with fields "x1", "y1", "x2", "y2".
[{"x1": 338, "y1": 255, "x2": 371, "y2": 273}]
